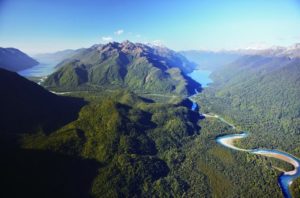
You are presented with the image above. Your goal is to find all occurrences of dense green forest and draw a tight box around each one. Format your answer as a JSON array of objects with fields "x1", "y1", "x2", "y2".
[
  {"x1": 195, "y1": 55, "x2": 300, "y2": 196},
  {"x1": 43, "y1": 41, "x2": 199, "y2": 96},
  {"x1": 0, "y1": 68, "x2": 288, "y2": 197},
  {"x1": 291, "y1": 178, "x2": 300, "y2": 198},
  {"x1": 1, "y1": 52, "x2": 299, "y2": 197}
]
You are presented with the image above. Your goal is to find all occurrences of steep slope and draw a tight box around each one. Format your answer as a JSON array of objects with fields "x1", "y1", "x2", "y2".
[
  {"x1": 197, "y1": 55, "x2": 300, "y2": 153},
  {"x1": 0, "y1": 68, "x2": 85, "y2": 136},
  {"x1": 1, "y1": 89, "x2": 203, "y2": 198},
  {"x1": 0, "y1": 47, "x2": 39, "y2": 72},
  {"x1": 0, "y1": 70, "x2": 285, "y2": 197},
  {"x1": 43, "y1": 41, "x2": 199, "y2": 95},
  {"x1": 14, "y1": 90, "x2": 282, "y2": 197}
]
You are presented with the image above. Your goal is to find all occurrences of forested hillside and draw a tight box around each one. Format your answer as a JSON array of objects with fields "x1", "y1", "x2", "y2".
[
  {"x1": 0, "y1": 69, "x2": 287, "y2": 197},
  {"x1": 196, "y1": 55, "x2": 300, "y2": 156},
  {"x1": 43, "y1": 41, "x2": 199, "y2": 96}
]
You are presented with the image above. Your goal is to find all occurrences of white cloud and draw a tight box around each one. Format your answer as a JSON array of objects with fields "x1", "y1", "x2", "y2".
[
  {"x1": 136, "y1": 34, "x2": 141, "y2": 38},
  {"x1": 114, "y1": 29, "x2": 124, "y2": 35},
  {"x1": 102, "y1": 36, "x2": 113, "y2": 42}
]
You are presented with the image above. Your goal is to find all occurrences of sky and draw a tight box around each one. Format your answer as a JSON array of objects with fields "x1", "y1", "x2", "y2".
[{"x1": 0, "y1": 0, "x2": 300, "y2": 54}]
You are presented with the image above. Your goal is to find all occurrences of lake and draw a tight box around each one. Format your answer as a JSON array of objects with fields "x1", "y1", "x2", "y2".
[
  {"x1": 18, "y1": 62, "x2": 57, "y2": 77},
  {"x1": 188, "y1": 69, "x2": 213, "y2": 87}
]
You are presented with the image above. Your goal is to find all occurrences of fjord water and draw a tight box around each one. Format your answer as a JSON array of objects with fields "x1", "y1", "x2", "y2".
[
  {"x1": 188, "y1": 69, "x2": 213, "y2": 110},
  {"x1": 18, "y1": 62, "x2": 56, "y2": 77},
  {"x1": 188, "y1": 69, "x2": 213, "y2": 87}
]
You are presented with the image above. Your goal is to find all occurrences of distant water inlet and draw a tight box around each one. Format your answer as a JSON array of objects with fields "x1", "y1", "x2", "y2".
[
  {"x1": 188, "y1": 68, "x2": 213, "y2": 111},
  {"x1": 188, "y1": 69, "x2": 213, "y2": 87},
  {"x1": 18, "y1": 62, "x2": 57, "y2": 77}
]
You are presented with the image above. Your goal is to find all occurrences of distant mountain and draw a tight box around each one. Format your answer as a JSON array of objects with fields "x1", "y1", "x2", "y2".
[
  {"x1": 0, "y1": 47, "x2": 39, "y2": 72},
  {"x1": 232, "y1": 43, "x2": 300, "y2": 58},
  {"x1": 34, "y1": 48, "x2": 86, "y2": 64},
  {"x1": 181, "y1": 43, "x2": 300, "y2": 71},
  {"x1": 0, "y1": 68, "x2": 84, "y2": 135},
  {"x1": 43, "y1": 41, "x2": 199, "y2": 95},
  {"x1": 180, "y1": 50, "x2": 242, "y2": 70}
]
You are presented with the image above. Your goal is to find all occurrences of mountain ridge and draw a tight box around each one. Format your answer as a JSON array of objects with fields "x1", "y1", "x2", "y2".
[
  {"x1": 43, "y1": 41, "x2": 200, "y2": 96},
  {"x1": 0, "y1": 47, "x2": 39, "y2": 72}
]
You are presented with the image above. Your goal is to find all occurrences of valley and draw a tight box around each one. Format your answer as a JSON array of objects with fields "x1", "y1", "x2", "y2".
[
  {"x1": 0, "y1": 41, "x2": 299, "y2": 198},
  {"x1": 2, "y1": 1, "x2": 300, "y2": 197}
]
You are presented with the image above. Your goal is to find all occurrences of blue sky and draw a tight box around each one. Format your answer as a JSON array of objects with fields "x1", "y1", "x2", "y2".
[{"x1": 0, "y1": 0, "x2": 300, "y2": 54}]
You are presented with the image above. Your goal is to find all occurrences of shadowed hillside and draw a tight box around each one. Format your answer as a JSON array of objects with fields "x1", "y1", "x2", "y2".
[
  {"x1": 0, "y1": 48, "x2": 39, "y2": 72},
  {"x1": 0, "y1": 68, "x2": 86, "y2": 136}
]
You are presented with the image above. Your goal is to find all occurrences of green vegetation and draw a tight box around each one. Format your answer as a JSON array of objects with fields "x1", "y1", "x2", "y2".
[
  {"x1": 195, "y1": 55, "x2": 300, "y2": 195},
  {"x1": 43, "y1": 41, "x2": 199, "y2": 96},
  {"x1": 19, "y1": 90, "x2": 199, "y2": 197},
  {"x1": 0, "y1": 84, "x2": 286, "y2": 197},
  {"x1": 291, "y1": 178, "x2": 300, "y2": 197},
  {"x1": 1, "y1": 52, "x2": 298, "y2": 197}
]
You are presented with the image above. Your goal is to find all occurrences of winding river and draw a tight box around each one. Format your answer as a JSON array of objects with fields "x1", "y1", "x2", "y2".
[
  {"x1": 204, "y1": 113, "x2": 300, "y2": 198},
  {"x1": 188, "y1": 69, "x2": 300, "y2": 197},
  {"x1": 20, "y1": 58, "x2": 299, "y2": 197}
]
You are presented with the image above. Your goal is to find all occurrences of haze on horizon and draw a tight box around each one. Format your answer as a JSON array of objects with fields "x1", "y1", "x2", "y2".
[{"x1": 0, "y1": 0, "x2": 299, "y2": 54}]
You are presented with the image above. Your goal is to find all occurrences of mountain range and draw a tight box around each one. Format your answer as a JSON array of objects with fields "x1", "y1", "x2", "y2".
[
  {"x1": 181, "y1": 43, "x2": 300, "y2": 70},
  {"x1": 1, "y1": 40, "x2": 300, "y2": 197}
]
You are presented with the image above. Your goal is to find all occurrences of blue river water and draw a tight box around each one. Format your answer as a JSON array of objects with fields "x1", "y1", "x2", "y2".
[
  {"x1": 187, "y1": 69, "x2": 300, "y2": 198},
  {"x1": 215, "y1": 132, "x2": 300, "y2": 198},
  {"x1": 18, "y1": 60, "x2": 300, "y2": 197},
  {"x1": 188, "y1": 69, "x2": 212, "y2": 111}
]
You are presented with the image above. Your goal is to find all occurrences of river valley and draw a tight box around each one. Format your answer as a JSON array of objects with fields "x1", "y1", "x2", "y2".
[
  {"x1": 206, "y1": 114, "x2": 300, "y2": 198},
  {"x1": 188, "y1": 69, "x2": 300, "y2": 198}
]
